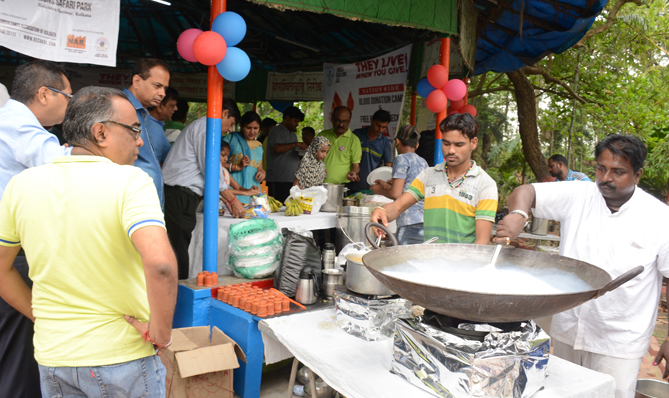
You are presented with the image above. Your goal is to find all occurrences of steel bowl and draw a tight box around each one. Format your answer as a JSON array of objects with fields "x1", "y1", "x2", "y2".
[{"x1": 636, "y1": 378, "x2": 669, "y2": 398}]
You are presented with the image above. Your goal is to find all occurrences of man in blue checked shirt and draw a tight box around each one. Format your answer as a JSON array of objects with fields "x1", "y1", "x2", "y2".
[
  {"x1": 123, "y1": 58, "x2": 171, "y2": 210},
  {"x1": 548, "y1": 154, "x2": 591, "y2": 182}
]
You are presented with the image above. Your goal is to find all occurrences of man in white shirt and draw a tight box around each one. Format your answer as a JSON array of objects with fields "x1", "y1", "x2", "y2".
[
  {"x1": 162, "y1": 98, "x2": 244, "y2": 279},
  {"x1": 0, "y1": 59, "x2": 72, "y2": 398},
  {"x1": 495, "y1": 134, "x2": 669, "y2": 398}
]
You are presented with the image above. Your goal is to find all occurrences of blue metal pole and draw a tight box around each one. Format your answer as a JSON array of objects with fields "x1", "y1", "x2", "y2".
[
  {"x1": 203, "y1": 117, "x2": 222, "y2": 273},
  {"x1": 433, "y1": 138, "x2": 443, "y2": 166}
]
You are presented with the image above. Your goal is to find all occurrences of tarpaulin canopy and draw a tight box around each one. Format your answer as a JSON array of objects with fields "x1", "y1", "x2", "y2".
[{"x1": 473, "y1": 0, "x2": 608, "y2": 74}]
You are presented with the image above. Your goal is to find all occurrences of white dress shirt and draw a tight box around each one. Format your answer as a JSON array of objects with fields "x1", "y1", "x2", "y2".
[
  {"x1": 0, "y1": 99, "x2": 71, "y2": 198},
  {"x1": 162, "y1": 116, "x2": 228, "y2": 196},
  {"x1": 533, "y1": 181, "x2": 669, "y2": 359}
]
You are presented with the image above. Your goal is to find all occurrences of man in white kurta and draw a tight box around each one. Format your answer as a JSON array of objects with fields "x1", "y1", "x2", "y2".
[{"x1": 495, "y1": 134, "x2": 669, "y2": 398}]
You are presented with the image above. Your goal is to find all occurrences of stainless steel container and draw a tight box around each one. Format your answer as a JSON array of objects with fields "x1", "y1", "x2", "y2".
[
  {"x1": 322, "y1": 243, "x2": 336, "y2": 270},
  {"x1": 530, "y1": 217, "x2": 549, "y2": 235},
  {"x1": 345, "y1": 253, "x2": 394, "y2": 296},
  {"x1": 295, "y1": 266, "x2": 317, "y2": 305},
  {"x1": 636, "y1": 379, "x2": 669, "y2": 398},
  {"x1": 322, "y1": 268, "x2": 344, "y2": 298},
  {"x1": 321, "y1": 184, "x2": 344, "y2": 213},
  {"x1": 335, "y1": 206, "x2": 372, "y2": 252}
]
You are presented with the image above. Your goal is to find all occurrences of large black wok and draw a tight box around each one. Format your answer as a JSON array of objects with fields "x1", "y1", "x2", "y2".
[{"x1": 363, "y1": 222, "x2": 643, "y2": 322}]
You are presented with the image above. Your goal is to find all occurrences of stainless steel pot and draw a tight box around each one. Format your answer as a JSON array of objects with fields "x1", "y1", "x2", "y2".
[
  {"x1": 321, "y1": 184, "x2": 345, "y2": 213},
  {"x1": 636, "y1": 379, "x2": 669, "y2": 398},
  {"x1": 361, "y1": 222, "x2": 643, "y2": 322},
  {"x1": 322, "y1": 268, "x2": 344, "y2": 298},
  {"x1": 530, "y1": 217, "x2": 549, "y2": 235},
  {"x1": 345, "y1": 252, "x2": 395, "y2": 296}
]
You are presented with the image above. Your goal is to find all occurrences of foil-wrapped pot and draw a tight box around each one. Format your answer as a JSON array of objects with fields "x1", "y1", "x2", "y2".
[
  {"x1": 334, "y1": 289, "x2": 412, "y2": 341},
  {"x1": 392, "y1": 318, "x2": 550, "y2": 398}
]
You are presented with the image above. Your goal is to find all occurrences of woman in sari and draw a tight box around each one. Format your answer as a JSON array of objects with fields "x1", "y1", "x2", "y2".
[{"x1": 223, "y1": 111, "x2": 265, "y2": 203}]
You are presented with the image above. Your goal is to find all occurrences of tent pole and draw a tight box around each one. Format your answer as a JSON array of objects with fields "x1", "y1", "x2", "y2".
[
  {"x1": 203, "y1": 0, "x2": 226, "y2": 274},
  {"x1": 410, "y1": 92, "x2": 416, "y2": 126},
  {"x1": 434, "y1": 36, "x2": 450, "y2": 165}
]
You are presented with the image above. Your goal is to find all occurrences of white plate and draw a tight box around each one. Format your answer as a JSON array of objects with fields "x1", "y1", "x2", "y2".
[{"x1": 367, "y1": 166, "x2": 393, "y2": 185}]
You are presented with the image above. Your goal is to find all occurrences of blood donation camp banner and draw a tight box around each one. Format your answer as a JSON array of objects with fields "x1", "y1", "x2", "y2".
[
  {"x1": 323, "y1": 44, "x2": 411, "y2": 137},
  {"x1": 266, "y1": 71, "x2": 323, "y2": 101},
  {"x1": 0, "y1": 0, "x2": 120, "y2": 67}
]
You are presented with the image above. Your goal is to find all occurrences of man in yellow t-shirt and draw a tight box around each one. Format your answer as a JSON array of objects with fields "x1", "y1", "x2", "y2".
[
  {"x1": 318, "y1": 106, "x2": 362, "y2": 184},
  {"x1": 0, "y1": 87, "x2": 177, "y2": 397}
]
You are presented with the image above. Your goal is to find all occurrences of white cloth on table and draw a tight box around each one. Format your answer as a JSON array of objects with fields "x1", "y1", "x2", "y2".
[
  {"x1": 187, "y1": 211, "x2": 337, "y2": 278},
  {"x1": 259, "y1": 308, "x2": 615, "y2": 398},
  {"x1": 532, "y1": 181, "x2": 669, "y2": 359},
  {"x1": 553, "y1": 339, "x2": 641, "y2": 398}
]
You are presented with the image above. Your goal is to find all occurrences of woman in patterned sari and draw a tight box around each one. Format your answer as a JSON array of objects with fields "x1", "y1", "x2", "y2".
[{"x1": 223, "y1": 111, "x2": 265, "y2": 204}]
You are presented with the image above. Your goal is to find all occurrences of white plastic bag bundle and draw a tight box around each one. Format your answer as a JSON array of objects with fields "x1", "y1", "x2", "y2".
[
  {"x1": 288, "y1": 186, "x2": 328, "y2": 214},
  {"x1": 228, "y1": 219, "x2": 283, "y2": 279}
]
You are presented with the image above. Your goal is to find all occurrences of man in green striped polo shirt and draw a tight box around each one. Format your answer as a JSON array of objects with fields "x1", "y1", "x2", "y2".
[{"x1": 371, "y1": 113, "x2": 498, "y2": 244}]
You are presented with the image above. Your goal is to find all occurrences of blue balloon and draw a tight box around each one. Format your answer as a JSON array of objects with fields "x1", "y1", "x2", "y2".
[
  {"x1": 216, "y1": 47, "x2": 251, "y2": 82},
  {"x1": 212, "y1": 11, "x2": 246, "y2": 47},
  {"x1": 416, "y1": 78, "x2": 436, "y2": 98}
]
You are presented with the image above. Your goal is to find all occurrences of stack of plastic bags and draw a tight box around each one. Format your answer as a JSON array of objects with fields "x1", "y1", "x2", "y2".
[{"x1": 228, "y1": 219, "x2": 282, "y2": 279}]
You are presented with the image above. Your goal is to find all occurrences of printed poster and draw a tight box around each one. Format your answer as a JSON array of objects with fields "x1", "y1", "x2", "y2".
[
  {"x1": 0, "y1": 0, "x2": 120, "y2": 67},
  {"x1": 266, "y1": 71, "x2": 323, "y2": 101},
  {"x1": 323, "y1": 44, "x2": 411, "y2": 137}
]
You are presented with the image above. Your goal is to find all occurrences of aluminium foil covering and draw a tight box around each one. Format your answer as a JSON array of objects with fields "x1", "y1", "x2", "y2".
[
  {"x1": 333, "y1": 289, "x2": 412, "y2": 341},
  {"x1": 391, "y1": 318, "x2": 550, "y2": 398}
]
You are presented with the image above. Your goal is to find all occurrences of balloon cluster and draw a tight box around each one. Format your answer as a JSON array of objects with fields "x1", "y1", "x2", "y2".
[
  {"x1": 176, "y1": 12, "x2": 251, "y2": 82},
  {"x1": 417, "y1": 65, "x2": 477, "y2": 117}
]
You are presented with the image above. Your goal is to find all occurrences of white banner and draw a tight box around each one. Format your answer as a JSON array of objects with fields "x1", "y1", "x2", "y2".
[
  {"x1": 323, "y1": 45, "x2": 411, "y2": 137},
  {"x1": 266, "y1": 71, "x2": 323, "y2": 101},
  {"x1": 0, "y1": 66, "x2": 235, "y2": 101},
  {"x1": 0, "y1": 0, "x2": 120, "y2": 67}
]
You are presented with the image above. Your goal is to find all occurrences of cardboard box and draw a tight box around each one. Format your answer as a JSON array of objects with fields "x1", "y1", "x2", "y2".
[{"x1": 162, "y1": 326, "x2": 247, "y2": 398}]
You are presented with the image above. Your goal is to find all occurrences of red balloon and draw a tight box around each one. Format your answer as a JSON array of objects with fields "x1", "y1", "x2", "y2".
[
  {"x1": 450, "y1": 99, "x2": 465, "y2": 110},
  {"x1": 446, "y1": 106, "x2": 458, "y2": 115},
  {"x1": 427, "y1": 65, "x2": 448, "y2": 89},
  {"x1": 192, "y1": 31, "x2": 227, "y2": 66},
  {"x1": 443, "y1": 79, "x2": 467, "y2": 101},
  {"x1": 461, "y1": 104, "x2": 477, "y2": 117},
  {"x1": 426, "y1": 90, "x2": 447, "y2": 113}
]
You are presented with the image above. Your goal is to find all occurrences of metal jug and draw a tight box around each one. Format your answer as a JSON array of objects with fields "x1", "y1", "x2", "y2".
[
  {"x1": 295, "y1": 266, "x2": 318, "y2": 305},
  {"x1": 320, "y1": 184, "x2": 345, "y2": 212}
]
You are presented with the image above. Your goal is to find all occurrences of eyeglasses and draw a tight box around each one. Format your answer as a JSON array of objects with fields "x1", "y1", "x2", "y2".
[
  {"x1": 45, "y1": 86, "x2": 73, "y2": 100},
  {"x1": 101, "y1": 120, "x2": 142, "y2": 140}
]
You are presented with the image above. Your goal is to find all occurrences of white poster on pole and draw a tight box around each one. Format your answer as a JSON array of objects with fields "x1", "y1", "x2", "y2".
[
  {"x1": 323, "y1": 44, "x2": 411, "y2": 137},
  {"x1": 0, "y1": 0, "x2": 120, "y2": 67}
]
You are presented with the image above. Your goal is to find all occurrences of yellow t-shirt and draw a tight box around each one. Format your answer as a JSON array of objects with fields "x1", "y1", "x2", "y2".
[{"x1": 0, "y1": 156, "x2": 165, "y2": 367}]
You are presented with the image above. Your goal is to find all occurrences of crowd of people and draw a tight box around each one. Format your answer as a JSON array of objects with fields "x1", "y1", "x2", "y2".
[{"x1": 0, "y1": 57, "x2": 667, "y2": 398}]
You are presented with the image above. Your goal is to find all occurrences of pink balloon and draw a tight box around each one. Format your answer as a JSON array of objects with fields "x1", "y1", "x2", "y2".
[
  {"x1": 461, "y1": 104, "x2": 477, "y2": 117},
  {"x1": 426, "y1": 90, "x2": 447, "y2": 113},
  {"x1": 427, "y1": 65, "x2": 448, "y2": 89},
  {"x1": 443, "y1": 79, "x2": 467, "y2": 101},
  {"x1": 177, "y1": 29, "x2": 203, "y2": 62},
  {"x1": 450, "y1": 98, "x2": 465, "y2": 110}
]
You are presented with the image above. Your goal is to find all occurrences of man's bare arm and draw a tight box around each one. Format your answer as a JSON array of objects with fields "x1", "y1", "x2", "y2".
[
  {"x1": 0, "y1": 245, "x2": 33, "y2": 321},
  {"x1": 130, "y1": 226, "x2": 178, "y2": 346},
  {"x1": 474, "y1": 220, "x2": 493, "y2": 245}
]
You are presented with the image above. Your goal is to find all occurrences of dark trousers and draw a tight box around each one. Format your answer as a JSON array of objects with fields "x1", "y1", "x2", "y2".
[
  {"x1": 164, "y1": 185, "x2": 201, "y2": 280},
  {"x1": 268, "y1": 181, "x2": 293, "y2": 203},
  {"x1": 0, "y1": 256, "x2": 41, "y2": 398}
]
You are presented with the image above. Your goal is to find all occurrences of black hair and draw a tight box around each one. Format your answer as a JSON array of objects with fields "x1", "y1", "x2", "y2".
[
  {"x1": 172, "y1": 99, "x2": 189, "y2": 121},
  {"x1": 162, "y1": 87, "x2": 179, "y2": 104},
  {"x1": 283, "y1": 106, "x2": 305, "y2": 121},
  {"x1": 371, "y1": 109, "x2": 391, "y2": 123},
  {"x1": 132, "y1": 58, "x2": 170, "y2": 80},
  {"x1": 549, "y1": 154, "x2": 569, "y2": 167},
  {"x1": 302, "y1": 127, "x2": 315, "y2": 137},
  {"x1": 223, "y1": 98, "x2": 241, "y2": 123},
  {"x1": 398, "y1": 132, "x2": 419, "y2": 148},
  {"x1": 220, "y1": 141, "x2": 231, "y2": 151},
  {"x1": 11, "y1": 60, "x2": 68, "y2": 105},
  {"x1": 439, "y1": 113, "x2": 479, "y2": 140},
  {"x1": 595, "y1": 134, "x2": 647, "y2": 173},
  {"x1": 240, "y1": 111, "x2": 261, "y2": 128},
  {"x1": 261, "y1": 117, "x2": 277, "y2": 129}
]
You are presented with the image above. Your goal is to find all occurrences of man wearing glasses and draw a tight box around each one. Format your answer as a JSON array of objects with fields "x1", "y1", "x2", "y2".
[
  {"x1": 0, "y1": 86, "x2": 177, "y2": 397},
  {"x1": 0, "y1": 59, "x2": 72, "y2": 398},
  {"x1": 123, "y1": 58, "x2": 171, "y2": 210},
  {"x1": 318, "y1": 106, "x2": 362, "y2": 184}
]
